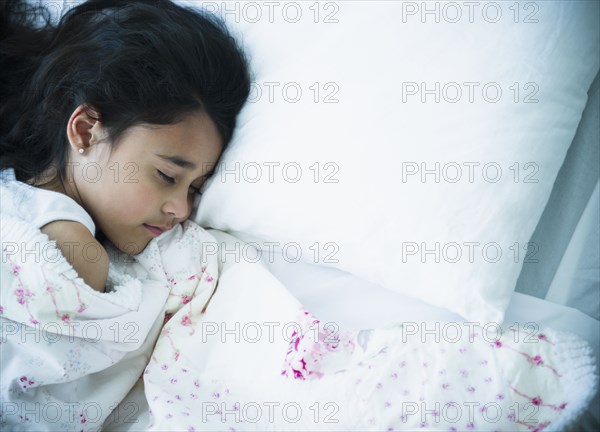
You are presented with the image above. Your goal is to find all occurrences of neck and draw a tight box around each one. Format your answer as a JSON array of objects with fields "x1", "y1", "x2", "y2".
[{"x1": 27, "y1": 166, "x2": 85, "y2": 209}]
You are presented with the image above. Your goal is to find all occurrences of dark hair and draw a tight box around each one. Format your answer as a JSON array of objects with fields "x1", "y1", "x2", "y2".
[{"x1": 0, "y1": 0, "x2": 250, "y2": 184}]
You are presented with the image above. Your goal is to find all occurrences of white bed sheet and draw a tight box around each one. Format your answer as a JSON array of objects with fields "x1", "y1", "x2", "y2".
[{"x1": 103, "y1": 250, "x2": 600, "y2": 431}]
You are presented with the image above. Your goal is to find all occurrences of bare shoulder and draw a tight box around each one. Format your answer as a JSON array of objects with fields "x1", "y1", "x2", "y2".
[{"x1": 41, "y1": 220, "x2": 109, "y2": 292}]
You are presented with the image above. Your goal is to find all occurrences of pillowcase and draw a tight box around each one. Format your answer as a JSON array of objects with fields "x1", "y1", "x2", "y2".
[{"x1": 193, "y1": 1, "x2": 600, "y2": 323}]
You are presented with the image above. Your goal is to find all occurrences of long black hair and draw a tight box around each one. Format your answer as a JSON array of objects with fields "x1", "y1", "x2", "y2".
[{"x1": 0, "y1": 0, "x2": 250, "y2": 184}]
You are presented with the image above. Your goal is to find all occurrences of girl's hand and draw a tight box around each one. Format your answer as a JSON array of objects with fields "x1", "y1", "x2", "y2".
[{"x1": 41, "y1": 221, "x2": 109, "y2": 293}]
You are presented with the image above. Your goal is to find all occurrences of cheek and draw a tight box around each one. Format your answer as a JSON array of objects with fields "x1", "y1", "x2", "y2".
[{"x1": 100, "y1": 178, "x2": 159, "y2": 221}]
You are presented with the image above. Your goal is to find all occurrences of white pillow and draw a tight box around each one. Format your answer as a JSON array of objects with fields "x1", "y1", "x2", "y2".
[{"x1": 193, "y1": 1, "x2": 600, "y2": 323}]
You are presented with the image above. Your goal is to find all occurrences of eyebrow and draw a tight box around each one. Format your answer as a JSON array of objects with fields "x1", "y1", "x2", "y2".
[{"x1": 155, "y1": 153, "x2": 217, "y2": 178}]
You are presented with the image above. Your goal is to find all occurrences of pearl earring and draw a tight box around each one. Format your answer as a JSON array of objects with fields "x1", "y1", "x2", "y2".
[{"x1": 78, "y1": 148, "x2": 84, "y2": 154}]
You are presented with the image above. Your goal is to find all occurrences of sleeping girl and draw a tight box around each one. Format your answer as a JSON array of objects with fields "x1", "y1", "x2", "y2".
[
  {"x1": 0, "y1": 0, "x2": 248, "y2": 291},
  {"x1": 1, "y1": 1, "x2": 596, "y2": 431}
]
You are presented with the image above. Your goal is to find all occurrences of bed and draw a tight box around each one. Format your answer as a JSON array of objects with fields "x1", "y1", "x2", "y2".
[{"x1": 4, "y1": 1, "x2": 600, "y2": 431}]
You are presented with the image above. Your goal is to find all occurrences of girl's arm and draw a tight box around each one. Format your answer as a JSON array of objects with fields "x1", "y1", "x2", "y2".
[{"x1": 41, "y1": 221, "x2": 109, "y2": 293}]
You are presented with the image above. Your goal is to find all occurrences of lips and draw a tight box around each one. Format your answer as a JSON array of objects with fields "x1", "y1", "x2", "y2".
[{"x1": 143, "y1": 224, "x2": 171, "y2": 236}]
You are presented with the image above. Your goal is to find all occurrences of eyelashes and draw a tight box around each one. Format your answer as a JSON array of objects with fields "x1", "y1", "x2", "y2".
[
  {"x1": 157, "y1": 170, "x2": 203, "y2": 195},
  {"x1": 157, "y1": 170, "x2": 175, "y2": 184}
]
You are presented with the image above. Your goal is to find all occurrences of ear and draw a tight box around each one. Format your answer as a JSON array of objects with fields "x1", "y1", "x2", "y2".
[{"x1": 66, "y1": 104, "x2": 105, "y2": 153}]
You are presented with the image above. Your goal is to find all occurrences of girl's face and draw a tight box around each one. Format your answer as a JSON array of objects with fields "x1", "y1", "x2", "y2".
[{"x1": 66, "y1": 107, "x2": 222, "y2": 255}]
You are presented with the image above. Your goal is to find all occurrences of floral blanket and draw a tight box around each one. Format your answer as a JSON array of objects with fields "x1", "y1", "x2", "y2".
[
  {"x1": 1, "y1": 217, "x2": 597, "y2": 431},
  {"x1": 141, "y1": 260, "x2": 598, "y2": 431}
]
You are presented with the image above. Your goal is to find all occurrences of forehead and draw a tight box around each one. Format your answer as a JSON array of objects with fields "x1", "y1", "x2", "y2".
[{"x1": 115, "y1": 113, "x2": 223, "y2": 174}]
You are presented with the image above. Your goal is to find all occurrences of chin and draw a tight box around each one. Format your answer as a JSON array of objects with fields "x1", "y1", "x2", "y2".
[
  {"x1": 128, "y1": 239, "x2": 151, "y2": 256},
  {"x1": 103, "y1": 233, "x2": 150, "y2": 257}
]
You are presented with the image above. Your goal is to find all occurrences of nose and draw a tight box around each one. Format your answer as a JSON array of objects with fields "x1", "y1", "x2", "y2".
[{"x1": 161, "y1": 191, "x2": 192, "y2": 220}]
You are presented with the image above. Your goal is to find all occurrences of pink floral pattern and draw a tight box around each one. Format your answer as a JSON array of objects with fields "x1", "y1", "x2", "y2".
[
  {"x1": 280, "y1": 310, "x2": 357, "y2": 380},
  {"x1": 143, "y1": 267, "x2": 592, "y2": 432},
  {"x1": 145, "y1": 294, "x2": 589, "y2": 432}
]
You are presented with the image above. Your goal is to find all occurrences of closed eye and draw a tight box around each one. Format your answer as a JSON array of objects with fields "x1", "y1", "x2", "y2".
[
  {"x1": 158, "y1": 170, "x2": 203, "y2": 195},
  {"x1": 157, "y1": 170, "x2": 175, "y2": 184}
]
